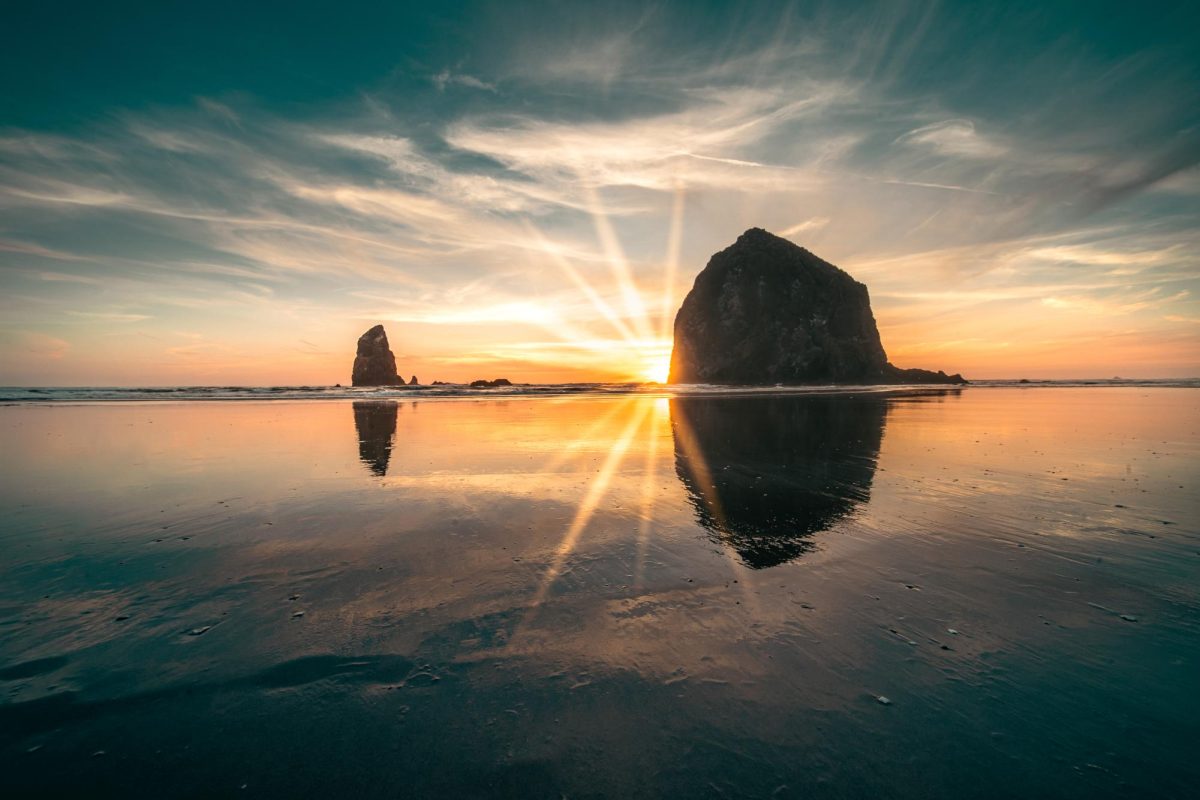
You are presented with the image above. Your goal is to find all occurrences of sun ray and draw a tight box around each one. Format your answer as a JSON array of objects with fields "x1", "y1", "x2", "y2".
[
  {"x1": 581, "y1": 184, "x2": 654, "y2": 341},
  {"x1": 523, "y1": 220, "x2": 642, "y2": 346},
  {"x1": 669, "y1": 401, "x2": 761, "y2": 613},
  {"x1": 659, "y1": 183, "x2": 685, "y2": 344},
  {"x1": 633, "y1": 397, "x2": 667, "y2": 591},
  {"x1": 536, "y1": 395, "x2": 637, "y2": 476},
  {"x1": 525, "y1": 401, "x2": 651, "y2": 613}
]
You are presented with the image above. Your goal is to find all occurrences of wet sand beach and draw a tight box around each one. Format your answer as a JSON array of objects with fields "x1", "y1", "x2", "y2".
[{"x1": 1, "y1": 387, "x2": 1198, "y2": 798}]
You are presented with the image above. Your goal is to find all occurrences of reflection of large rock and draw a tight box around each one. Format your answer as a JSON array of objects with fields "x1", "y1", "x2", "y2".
[
  {"x1": 671, "y1": 394, "x2": 888, "y2": 568},
  {"x1": 668, "y1": 228, "x2": 965, "y2": 385},
  {"x1": 353, "y1": 401, "x2": 398, "y2": 476},
  {"x1": 352, "y1": 325, "x2": 401, "y2": 386}
]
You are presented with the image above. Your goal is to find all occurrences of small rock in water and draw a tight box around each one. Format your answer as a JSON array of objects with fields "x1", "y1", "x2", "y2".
[
  {"x1": 1120, "y1": 614, "x2": 1138, "y2": 622},
  {"x1": 188, "y1": 626, "x2": 211, "y2": 636},
  {"x1": 947, "y1": 628, "x2": 959, "y2": 635},
  {"x1": 291, "y1": 611, "x2": 305, "y2": 619},
  {"x1": 876, "y1": 695, "x2": 892, "y2": 705}
]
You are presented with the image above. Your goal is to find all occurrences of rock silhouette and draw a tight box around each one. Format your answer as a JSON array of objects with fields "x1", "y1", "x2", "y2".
[
  {"x1": 469, "y1": 378, "x2": 513, "y2": 388},
  {"x1": 353, "y1": 401, "x2": 398, "y2": 476},
  {"x1": 352, "y1": 325, "x2": 401, "y2": 386},
  {"x1": 408, "y1": 375, "x2": 419, "y2": 386},
  {"x1": 669, "y1": 228, "x2": 965, "y2": 385},
  {"x1": 671, "y1": 394, "x2": 888, "y2": 568}
]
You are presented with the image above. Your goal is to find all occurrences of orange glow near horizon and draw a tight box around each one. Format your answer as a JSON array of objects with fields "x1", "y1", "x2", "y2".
[
  {"x1": 3, "y1": 180, "x2": 1197, "y2": 385},
  {"x1": 525, "y1": 400, "x2": 652, "y2": 613}
]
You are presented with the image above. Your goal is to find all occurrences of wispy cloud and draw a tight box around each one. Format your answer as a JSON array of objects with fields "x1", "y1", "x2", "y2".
[
  {"x1": 1, "y1": 1, "x2": 1197, "y2": 382},
  {"x1": 779, "y1": 217, "x2": 830, "y2": 237},
  {"x1": 66, "y1": 311, "x2": 152, "y2": 323},
  {"x1": 896, "y1": 119, "x2": 1008, "y2": 159},
  {"x1": 432, "y1": 69, "x2": 496, "y2": 93}
]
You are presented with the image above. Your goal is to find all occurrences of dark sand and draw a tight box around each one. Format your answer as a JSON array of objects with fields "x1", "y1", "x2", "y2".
[{"x1": 1, "y1": 387, "x2": 1197, "y2": 798}]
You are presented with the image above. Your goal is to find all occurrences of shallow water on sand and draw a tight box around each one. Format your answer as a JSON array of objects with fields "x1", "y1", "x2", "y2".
[{"x1": 1, "y1": 388, "x2": 1197, "y2": 798}]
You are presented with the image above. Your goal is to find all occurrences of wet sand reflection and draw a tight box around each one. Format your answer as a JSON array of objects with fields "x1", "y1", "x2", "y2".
[
  {"x1": 2, "y1": 388, "x2": 1197, "y2": 798},
  {"x1": 671, "y1": 394, "x2": 888, "y2": 568},
  {"x1": 353, "y1": 401, "x2": 398, "y2": 476}
]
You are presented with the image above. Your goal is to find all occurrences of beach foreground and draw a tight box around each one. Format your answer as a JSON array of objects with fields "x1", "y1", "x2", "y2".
[{"x1": 1, "y1": 387, "x2": 1197, "y2": 798}]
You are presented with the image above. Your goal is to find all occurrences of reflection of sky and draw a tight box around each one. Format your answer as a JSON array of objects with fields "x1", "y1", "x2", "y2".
[
  {"x1": 1, "y1": 391, "x2": 1198, "y2": 794},
  {"x1": 1, "y1": 2, "x2": 1198, "y2": 384},
  {"x1": 2, "y1": 390, "x2": 1195, "y2": 637}
]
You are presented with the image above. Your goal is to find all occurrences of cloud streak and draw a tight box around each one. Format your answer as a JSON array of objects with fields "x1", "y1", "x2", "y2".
[{"x1": 1, "y1": 1, "x2": 1198, "y2": 383}]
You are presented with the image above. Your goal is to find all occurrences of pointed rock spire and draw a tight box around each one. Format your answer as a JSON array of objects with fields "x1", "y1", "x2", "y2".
[{"x1": 351, "y1": 325, "x2": 401, "y2": 386}]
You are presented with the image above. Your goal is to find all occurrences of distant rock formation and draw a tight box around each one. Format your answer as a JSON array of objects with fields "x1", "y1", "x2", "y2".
[
  {"x1": 408, "y1": 375, "x2": 419, "y2": 386},
  {"x1": 351, "y1": 325, "x2": 401, "y2": 386},
  {"x1": 352, "y1": 401, "x2": 398, "y2": 476},
  {"x1": 668, "y1": 228, "x2": 966, "y2": 385},
  {"x1": 469, "y1": 378, "x2": 513, "y2": 388}
]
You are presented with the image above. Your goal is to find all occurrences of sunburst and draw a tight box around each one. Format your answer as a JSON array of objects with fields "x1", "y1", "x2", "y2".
[{"x1": 521, "y1": 183, "x2": 685, "y2": 383}]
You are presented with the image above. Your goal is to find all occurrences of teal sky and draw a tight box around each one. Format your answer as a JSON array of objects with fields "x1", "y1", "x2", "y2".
[{"x1": 1, "y1": 0, "x2": 1197, "y2": 384}]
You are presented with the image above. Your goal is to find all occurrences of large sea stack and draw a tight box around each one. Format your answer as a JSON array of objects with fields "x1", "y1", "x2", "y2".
[
  {"x1": 668, "y1": 228, "x2": 965, "y2": 385},
  {"x1": 351, "y1": 324, "x2": 401, "y2": 386}
]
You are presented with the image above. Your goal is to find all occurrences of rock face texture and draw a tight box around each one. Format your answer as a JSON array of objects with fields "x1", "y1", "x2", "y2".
[
  {"x1": 668, "y1": 229, "x2": 965, "y2": 385},
  {"x1": 351, "y1": 325, "x2": 401, "y2": 386}
]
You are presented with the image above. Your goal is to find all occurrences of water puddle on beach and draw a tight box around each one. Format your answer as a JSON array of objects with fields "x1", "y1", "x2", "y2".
[{"x1": 1, "y1": 387, "x2": 1198, "y2": 798}]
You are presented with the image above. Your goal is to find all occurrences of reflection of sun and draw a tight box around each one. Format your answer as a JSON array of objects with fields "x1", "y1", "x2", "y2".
[{"x1": 518, "y1": 392, "x2": 758, "y2": 634}]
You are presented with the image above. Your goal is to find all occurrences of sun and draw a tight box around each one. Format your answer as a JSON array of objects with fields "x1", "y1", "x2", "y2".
[
  {"x1": 525, "y1": 186, "x2": 684, "y2": 386},
  {"x1": 641, "y1": 353, "x2": 671, "y2": 383}
]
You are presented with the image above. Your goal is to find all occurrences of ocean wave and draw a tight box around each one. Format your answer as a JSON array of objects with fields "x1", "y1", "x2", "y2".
[{"x1": 0, "y1": 378, "x2": 1196, "y2": 403}]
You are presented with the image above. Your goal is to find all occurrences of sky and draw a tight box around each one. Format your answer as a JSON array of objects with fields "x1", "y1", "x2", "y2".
[{"x1": 1, "y1": 0, "x2": 1198, "y2": 385}]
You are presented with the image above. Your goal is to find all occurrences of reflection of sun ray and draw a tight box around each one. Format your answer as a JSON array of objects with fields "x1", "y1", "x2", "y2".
[
  {"x1": 633, "y1": 398, "x2": 667, "y2": 591},
  {"x1": 582, "y1": 184, "x2": 653, "y2": 341},
  {"x1": 659, "y1": 184, "x2": 685, "y2": 344},
  {"x1": 526, "y1": 401, "x2": 651, "y2": 614},
  {"x1": 523, "y1": 220, "x2": 641, "y2": 346},
  {"x1": 536, "y1": 396, "x2": 637, "y2": 476},
  {"x1": 670, "y1": 402, "x2": 760, "y2": 613}
]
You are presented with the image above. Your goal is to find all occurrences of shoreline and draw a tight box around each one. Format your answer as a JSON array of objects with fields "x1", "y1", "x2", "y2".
[{"x1": 0, "y1": 379, "x2": 1197, "y2": 405}]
